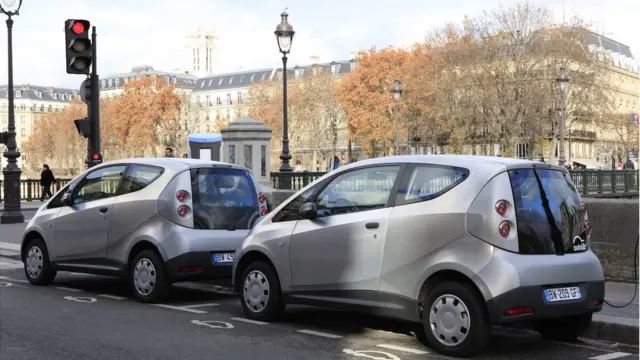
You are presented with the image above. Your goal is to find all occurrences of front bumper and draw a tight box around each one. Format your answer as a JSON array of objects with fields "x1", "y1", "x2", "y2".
[
  {"x1": 164, "y1": 251, "x2": 234, "y2": 282},
  {"x1": 485, "y1": 280, "x2": 605, "y2": 324}
]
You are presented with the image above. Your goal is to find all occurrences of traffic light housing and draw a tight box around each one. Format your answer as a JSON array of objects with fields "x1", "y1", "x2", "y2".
[
  {"x1": 65, "y1": 19, "x2": 92, "y2": 74},
  {"x1": 91, "y1": 153, "x2": 103, "y2": 165},
  {"x1": 74, "y1": 117, "x2": 90, "y2": 138},
  {"x1": 79, "y1": 78, "x2": 91, "y2": 104}
]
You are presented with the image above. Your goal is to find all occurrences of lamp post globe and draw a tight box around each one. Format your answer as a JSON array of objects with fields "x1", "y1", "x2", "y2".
[
  {"x1": 0, "y1": 0, "x2": 24, "y2": 224},
  {"x1": 275, "y1": 10, "x2": 295, "y2": 181}
]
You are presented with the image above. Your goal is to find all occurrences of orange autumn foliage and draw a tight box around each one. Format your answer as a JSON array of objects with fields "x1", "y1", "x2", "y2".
[
  {"x1": 333, "y1": 47, "x2": 412, "y2": 154},
  {"x1": 109, "y1": 75, "x2": 182, "y2": 156}
]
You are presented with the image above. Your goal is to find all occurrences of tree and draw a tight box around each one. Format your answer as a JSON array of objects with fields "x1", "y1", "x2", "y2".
[
  {"x1": 247, "y1": 79, "x2": 288, "y2": 154},
  {"x1": 334, "y1": 47, "x2": 412, "y2": 156},
  {"x1": 109, "y1": 75, "x2": 182, "y2": 157},
  {"x1": 605, "y1": 114, "x2": 639, "y2": 163}
]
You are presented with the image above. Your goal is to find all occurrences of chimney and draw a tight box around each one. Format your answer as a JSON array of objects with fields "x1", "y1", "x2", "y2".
[{"x1": 25, "y1": 83, "x2": 30, "y2": 89}]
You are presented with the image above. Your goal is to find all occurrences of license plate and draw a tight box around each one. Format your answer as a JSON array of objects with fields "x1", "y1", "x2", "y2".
[
  {"x1": 544, "y1": 287, "x2": 582, "y2": 302},
  {"x1": 213, "y1": 252, "x2": 235, "y2": 264}
]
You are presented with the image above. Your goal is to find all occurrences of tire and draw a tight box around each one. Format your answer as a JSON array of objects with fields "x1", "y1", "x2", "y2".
[
  {"x1": 129, "y1": 249, "x2": 170, "y2": 303},
  {"x1": 239, "y1": 261, "x2": 285, "y2": 321},
  {"x1": 23, "y1": 238, "x2": 57, "y2": 286},
  {"x1": 417, "y1": 281, "x2": 491, "y2": 357},
  {"x1": 533, "y1": 312, "x2": 592, "y2": 342}
]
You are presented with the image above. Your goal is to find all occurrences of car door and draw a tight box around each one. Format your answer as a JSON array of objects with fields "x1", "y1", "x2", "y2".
[
  {"x1": 289, "y1": 164, "x2": 404, "y2": 292},
  {"x1": 50, "y1": 165, "x2": 127, "y2": 263}
]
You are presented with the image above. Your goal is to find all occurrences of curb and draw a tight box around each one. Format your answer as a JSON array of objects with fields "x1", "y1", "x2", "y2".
[
  {"x1": 0, "y1": 252, "x2": 20, "y2": 261},
  {"x1": 584, "y1": 319, "x2": 640, "y2": 345}
]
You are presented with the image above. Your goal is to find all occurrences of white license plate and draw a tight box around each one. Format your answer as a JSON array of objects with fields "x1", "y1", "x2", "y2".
[
  {"x1": 213, "y1": 252, "x2": 235, "y2": 263},
  {"x1": 544, "y1": 287, "x2": 582, "y2": 302}
]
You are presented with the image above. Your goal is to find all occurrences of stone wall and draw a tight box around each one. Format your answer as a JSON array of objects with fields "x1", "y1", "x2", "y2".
[{"x1": 263, "y1": 190, "x2": 639, "y2": 282}]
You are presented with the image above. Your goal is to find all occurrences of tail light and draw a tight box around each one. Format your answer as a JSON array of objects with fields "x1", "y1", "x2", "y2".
[
  {"x1": 177, "y1": 205, "x2": 190, "y2": 217},
  {"x1": 495, "y1": 200, "x2": 508, "y2": 216},
  {"x1": 498, "y1": 221, "x2": 511, "y2": 238},
  {"x1": 258, "y1": 192, "x2": 269, "y2": 216},
  {"x1": 176, "y1": 190, "x2": 188, "y2": 203},
  {"x1": 260, "y1": 207, "x2": 268, "y2": 216},
  {"x1": 258, "y1": 193, "x2": 266, "y2": 204}
]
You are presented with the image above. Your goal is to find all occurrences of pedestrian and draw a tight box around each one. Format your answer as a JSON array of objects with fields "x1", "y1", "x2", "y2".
[
  {"x1": 623, "y1": 159, "x2": 635, "y2": 170},
  {"x1": 165, "y1": 147, "x2": 174, "y2": 158},
  {"x1": 39, "y1": 164, "x2": 56, "y2": 201}
]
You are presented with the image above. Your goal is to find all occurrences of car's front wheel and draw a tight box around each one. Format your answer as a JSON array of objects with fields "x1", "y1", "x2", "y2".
[
  {"x1": 129, "y1": 250, "x2": 170, "y2": 303},
  {"x1": 23, "y1": 238, "x2": 57, "y2": 286},
  {"x1": 533, "y1": 313, "x2": 592, "y2": 341},
  {"x1": 417, "y1": 281, "x2": 491, "y2": 357},
  {"x1": 239, "y1": 261, "x2": 285, "y2": 321}
]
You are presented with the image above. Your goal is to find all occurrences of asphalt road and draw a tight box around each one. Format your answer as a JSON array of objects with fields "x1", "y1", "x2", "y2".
[{"x1": 0, "y1": 270, "x2": 637, "y2": 360}]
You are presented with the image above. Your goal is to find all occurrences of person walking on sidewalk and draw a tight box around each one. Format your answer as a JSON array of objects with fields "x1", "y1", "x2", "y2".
[{"x1": 39, "y1": 164, "x2": 56, "y2": 201}]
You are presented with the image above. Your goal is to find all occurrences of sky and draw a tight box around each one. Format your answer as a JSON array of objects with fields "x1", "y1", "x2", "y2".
[{"x1": 0, "y1": 0, "x2": 638, "y2": 90}]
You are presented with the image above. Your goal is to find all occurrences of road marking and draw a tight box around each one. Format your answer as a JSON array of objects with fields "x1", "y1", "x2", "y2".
[
  {"x1": 98, "y1": 294, "x2": 126, "y2": 300},
  {"x1": 52, "y1": 286, "x2": 82, "y2": 292},
  {"x1": 182, "y1": 303, "x2": 219, "y2": 309},
  {"x1": 191, "y1": 320, "x2": 234, "y2": 329},
  {"x1": 0, "y1": 276, "x2": 28, "y2": 283},
  {"x1": 64, "y1": 296, "x2": 97, "y2": 303},
  {"x1": 297, "y1": 329, "x2": 343, "y2": 339},
  {"x1": 0, "y1": 242, "x2": 20, "y2": 251},
  {"x1": 343, "y1": 349, "x2": 400, "y2": 360},
  {"x1": 151, "y1": 304, "x2": 207, "y2": 314},
  {"x1": 376, "y1": 344, "x2": 428, "y2": 355},
  {"x1": 230, "y1": 317, "x2": 269, "y2": 325},
  {"x1": 589, "y1": 353, "x2": 633, "y2": 360},
  {"x1": 0, "y1": 281, "x2": 13, "y2": 287}
]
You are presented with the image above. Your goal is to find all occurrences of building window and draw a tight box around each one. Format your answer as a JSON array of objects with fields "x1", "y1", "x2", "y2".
[
  {"x1": 237, "y1": 92, "x2": 243, "y2": 103},
  {"x1": 21, "y1": 128, "x2": 26, "y2": 136},
  {"x1": 15, "y1": 90, "x2": 21, "y2": 97},
  {"x1": 48, "y1": 105, "x2": 52, "y2": 112},
  {"x1": 516, "y1": 142, "x2": 530, "y2": 159},
  {"x1": 261, "y1": 145, "x2": 266, "y2": 176},
  {"x1": 331, "y1": 64, "x2": 338, "y2": 75},
  {"x1": 244, "y1": 145, "x2": 253, "y2": 169},
  {"x1": 206, "y1": 95, "x2": 211, "y2": 105},
  {"x1": 226, "y1": 93, "x2": 232, "y2": 105},
  {"x1": 53, "y1": 93, "x2": 58, "y2": 100},
  {"x1": 216, "y1": 97, "x2": 221, "y2": 105},
  {"x1": 40, "y1": 105, "x2": 44, "y2": 112}
]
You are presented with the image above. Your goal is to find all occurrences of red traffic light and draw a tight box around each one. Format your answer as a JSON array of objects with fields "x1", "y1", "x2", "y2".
[
  {"x1": 71, "y1": 21, "x2": 85, "y2": 34},
  {"x1": 92, "y1": 153, "x2": 101, "y2": 161}
]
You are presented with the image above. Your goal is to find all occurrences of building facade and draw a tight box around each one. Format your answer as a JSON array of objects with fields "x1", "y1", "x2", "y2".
[
  {"x1": 185, "y1": 27, "x2": 217, "y2": 78},
  {"x1": 0, "y1": 84, "x2": 76, "y2": 174}
]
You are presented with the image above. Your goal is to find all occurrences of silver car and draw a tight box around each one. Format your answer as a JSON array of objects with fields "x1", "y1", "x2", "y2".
[
  {"x1": 232, "y1": 155, "x2": 603, "y2": 357},
  {"x1": 21, "y1": 158, "x2": 268, "y2": 302}
]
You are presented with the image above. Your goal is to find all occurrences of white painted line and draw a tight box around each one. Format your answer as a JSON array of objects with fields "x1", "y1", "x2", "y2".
[
  {"x1": 182, "y1": 303, "x2": 219, "y2": 309},
  {"x1": 297, "y1": 329, "x2": 343, "y2": 339},
  {"x1": 64, "y1": 296, "x2": 97, "y2": 303},
  {"x1": 98, "y1": 294, "x2": 126, "y2": 300},
  {"x1": 376, "y1": 344, "x2": 429, "y2": 355},
  {"x1": 51, "y1": 286, "x2": 82, "y2": 292},
  {"x1": 589, "y1": 353, "x2": 633, "y2": 360},
  {"x1": 0, "y1": 242, "x2": 20, "y2": 251},
  {"x1": 0, "y1": 276, "x2": 28, "y2": 283},
  {"x1": 151, "y1": 304, "x2": 207, "y2": 314},
  {"x1": 230, "y1": 317, "x2": 269, "y2": 325}
]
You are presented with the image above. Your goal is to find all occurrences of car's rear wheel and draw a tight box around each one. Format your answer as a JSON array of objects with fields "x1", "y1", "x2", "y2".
[
  {"x1": 239, "y1": 261, "x2": 285, "y2": 321},
  {"x1": 533, "y1": 312, "x2": 592, "y2": 341},
  {"x1": 130, "y1": 250, "x2": 170, "y2": 303},
  {"x1": 417, "y1": 281, "x2": 490, "y2": 357},
  {"x1": 23, "y1": 238, "x2": 57, "y2": 286}
]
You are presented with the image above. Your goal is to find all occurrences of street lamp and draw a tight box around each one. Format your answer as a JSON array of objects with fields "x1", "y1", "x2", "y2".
[
  {"x1": 274, "y1": 10, "x2": 295, "y2": 182},
  {"x1": 556, "y1": 66, "x2": 569, "y2": 167},
  {"x1": 0, "y1": 0, "x2": 24, "y2": 224},
  {"x1": 391, "y1": 79, "x2": 403, "y2": 155}
]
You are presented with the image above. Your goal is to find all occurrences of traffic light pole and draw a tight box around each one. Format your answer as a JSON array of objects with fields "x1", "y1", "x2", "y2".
[{"x1": 88, "y1": 26, "x2": 100, "y2": 168}]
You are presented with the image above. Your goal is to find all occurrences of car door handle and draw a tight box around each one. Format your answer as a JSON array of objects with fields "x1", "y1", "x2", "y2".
[
  {"x1": 99, "y1": 207, "x2": 108, "y2": 213},
  {"x1": 365, "y1": 222, "x2": 379, "y2": 229}
]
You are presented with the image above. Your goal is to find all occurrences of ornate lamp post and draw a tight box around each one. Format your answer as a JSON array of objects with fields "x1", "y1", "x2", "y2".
[
  {"x1": 556, "y1": 66, "x2": 569, "y2": 167},
  {"x1": 274, "y1": 10, "x2": 295, "y2": 184},
  {"x1": 391, "y1": 79, "x2": 403, "y2": 155},
  {"x1": 0, "y1": 0, "x2": 24, "y2": 224}
]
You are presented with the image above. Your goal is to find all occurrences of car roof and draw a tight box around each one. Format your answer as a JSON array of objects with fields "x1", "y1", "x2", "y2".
[
  {"x1": 336, "y1": 155, "x2": 567, "y2": 173},
  {"x1": 97, "y1": 157, "x2": 250, "y2": 172}
]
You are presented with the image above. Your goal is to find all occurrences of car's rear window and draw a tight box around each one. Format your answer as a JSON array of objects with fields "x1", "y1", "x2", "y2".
[
  {"x1": 508, "y1": 168, "x2": 588, "y2": 255},
  {"x1": 190, "y1": 168, "x2": 259, "y2": 230}
]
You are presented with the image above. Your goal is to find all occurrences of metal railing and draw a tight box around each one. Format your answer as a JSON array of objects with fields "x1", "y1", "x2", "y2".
[
  {"x1": 0, "y1": 169, "x2": 636, "y2": 202},
  {"x1": 270, "y1": 169, "x2": 640, "y2": 197}
]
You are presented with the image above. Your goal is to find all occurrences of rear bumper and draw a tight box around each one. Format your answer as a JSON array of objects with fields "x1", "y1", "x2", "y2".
[
  {"x1": 165, "y1": 251, "x2": 233, "y2": 282},
  {"x1": 485, "y1": 280, "x2": 605, "y2": 324}
]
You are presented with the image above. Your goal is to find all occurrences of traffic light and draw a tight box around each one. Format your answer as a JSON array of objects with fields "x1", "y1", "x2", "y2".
[
  {"x1": 65, "y1": 19, "x2": 92, "y2": 74},
  {"x1": 91, "y1": 153, "x2": 103, "y2": 165},
  {"x1": 74, "y1": 117, "x2": 90, "y2": 138},
  {"x1": 79, "y1": 78, "x2": 91, "y2": 104}
]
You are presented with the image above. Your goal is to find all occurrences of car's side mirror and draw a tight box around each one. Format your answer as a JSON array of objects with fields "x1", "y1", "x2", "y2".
[
  {"x1": 61, "y1": 191, "x2": 74, "y2": 206},
  {"x1": 299, "y1": 202, "x2": 318, "y2": 220}
]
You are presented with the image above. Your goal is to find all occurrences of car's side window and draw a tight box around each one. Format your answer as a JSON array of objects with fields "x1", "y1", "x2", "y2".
[
  {"x1": 48, "y1": 177, "x2": 82, "y2": 209},
  {"x1": 73, "y1": 165, "x2": 127, "y2": 204},
  {"x1": 314, "y1": 166, "x2": 401, "y2": 217},
  {"x1": 271, "y1": 181, "x2": 326, "y2": 223},
  {"x1": 119, "y1": 164, "x2": 164, "y2": 195},
  {"x1": 394, "y1": 164, "x2": 469, "y2": 206}
]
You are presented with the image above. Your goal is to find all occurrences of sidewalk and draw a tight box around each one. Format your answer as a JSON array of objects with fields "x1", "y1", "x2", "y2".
[
  {"x1": 0, "y1": 201, "x2": 43, "y2": 211},
  {"x1": 585, "y1": 281, "x2": 639, "y2": 345}
]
